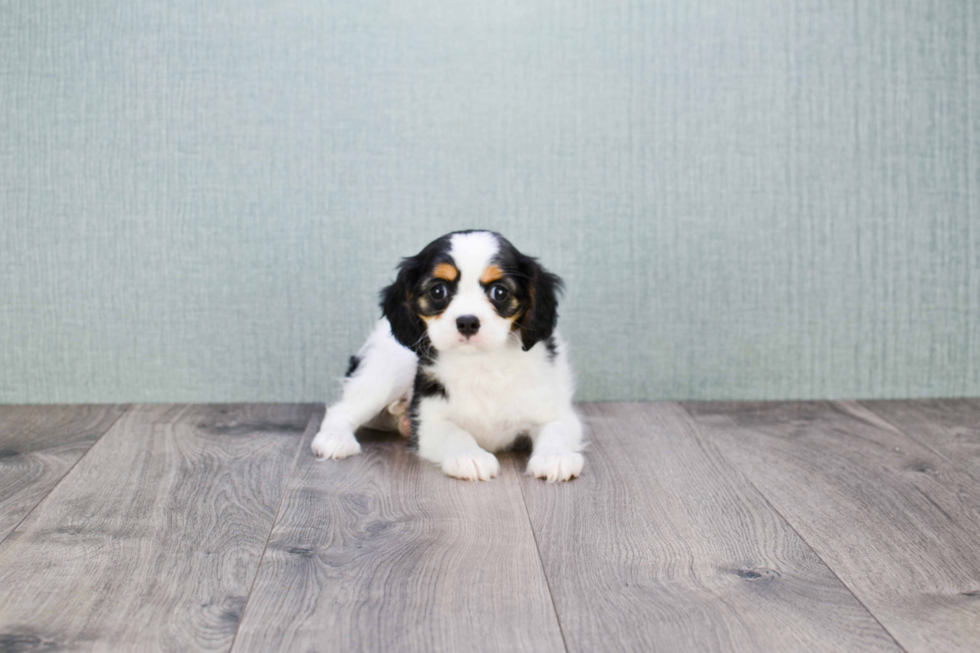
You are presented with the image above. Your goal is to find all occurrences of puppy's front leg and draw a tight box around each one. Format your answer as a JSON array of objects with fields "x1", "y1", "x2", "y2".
[
  {"x1": 528, "y1": 411, "x2": 585, "y2": 482},
  {"x1": 312, "y1": 324, "x2": 416, "y2": 460},
  {"x1": 416, "y1": 403, "x2": 500, "y2": 481}
]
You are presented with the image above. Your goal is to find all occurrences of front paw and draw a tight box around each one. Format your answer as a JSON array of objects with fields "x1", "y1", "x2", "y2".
[
  {"x1": 311, "y1": 425, "x2": 361, "y2": 459},
  {"x1": 442, "y1": 449, "x2": 500, "y2": 481},
  {"x1": 527, "y1": 450, "x2": 584, "y2": 482}
]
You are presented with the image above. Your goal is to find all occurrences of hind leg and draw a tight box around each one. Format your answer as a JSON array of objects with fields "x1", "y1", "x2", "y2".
[
  {"x1": 312, "y1": 320, "x2": 416, "y2": 459},
  {"x1": 376, "y1": 396, "x2": 412, "y2": 437}
]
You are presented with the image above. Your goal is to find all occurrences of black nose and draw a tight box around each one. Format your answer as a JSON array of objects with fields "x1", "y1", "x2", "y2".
[{"x1": 456, "y1": 315, "x2": 480, "y2": 336}]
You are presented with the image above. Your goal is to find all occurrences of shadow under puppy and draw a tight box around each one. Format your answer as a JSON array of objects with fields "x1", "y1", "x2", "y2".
[{"x1": 312, "y1": 230, "x2": 585, "y2": 482}]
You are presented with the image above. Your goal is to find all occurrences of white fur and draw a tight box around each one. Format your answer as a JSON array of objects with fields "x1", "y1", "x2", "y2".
[{"x1": 312, "y1": 231, "x2": 585, "y2": 482}]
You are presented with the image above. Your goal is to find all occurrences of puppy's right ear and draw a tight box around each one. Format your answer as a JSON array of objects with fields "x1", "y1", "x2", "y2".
[{"x1": 380, "y1": 256, "x2": 426, "y2": 351}]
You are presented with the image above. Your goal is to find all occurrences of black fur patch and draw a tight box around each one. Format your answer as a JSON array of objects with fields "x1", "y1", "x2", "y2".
[
  {"x1": 488, "y1": 233, "x2": 564, "y2": 351},
  {"x1": 406, "y1": 366, "x2": 448, "y2": 450},
  {"x1": 380, "y1": 233, "x2": 458, "y2": 355},
  {"x1": 345, "y1": 355, "x2": 361, "y2": 377},
  {"x1": 416, "y1": 372, "x2": 448, "y2": 400}
]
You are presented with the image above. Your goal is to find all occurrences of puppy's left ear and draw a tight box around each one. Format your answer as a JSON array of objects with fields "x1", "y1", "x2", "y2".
[
  {"x1": 517, "y1": 257, "x2": 564, "y2": 351},
  {"x1": 380, "y1": 256, "x2": 426, "y2": 351}
]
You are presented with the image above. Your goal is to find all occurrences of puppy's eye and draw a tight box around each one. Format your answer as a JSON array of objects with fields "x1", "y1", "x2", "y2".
[
  {"x1": 490, "y1": 285, "x2": 509, "y2": 302},
  {"x1": 429, "y1": 283, "x2": 447, "y2": 301}
]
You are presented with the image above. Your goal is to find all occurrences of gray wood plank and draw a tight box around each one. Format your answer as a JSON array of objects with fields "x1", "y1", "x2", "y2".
[
  {"x1": 0, "y1": 404, "x2": 128, "y2": 542},
  {"x1": 684, "y1": 400, "x2": 980, "y2": 653},
  {"x1": 0, "y1": 403, "x2": 314, "y2": 652},
  {"x1": 517, "y1": 402, "x2": 901, "y2": 653},
  {"x1": 861, "y1": 398, "x2": 980, "y2": 481},
  {"x1": 232, "y1": 410, "x2": 566, "y2": 653}
]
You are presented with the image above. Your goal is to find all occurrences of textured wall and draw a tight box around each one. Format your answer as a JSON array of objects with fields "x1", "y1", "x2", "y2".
[{"x1": 1, "y1": 0, "x2": 977, "y2": 403}]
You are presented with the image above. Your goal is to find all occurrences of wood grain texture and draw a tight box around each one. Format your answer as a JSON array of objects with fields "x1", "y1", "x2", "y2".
[
  {"x1": 0, "y1": 404, "x2": 128, "y2": 542},
  {"x1": 861, "y1": 398, "x2": 980, "y2": 481},
  {"x1": 232, "y1": 412, "x2": 565, "y2": 653},
  {"x1": 0, "y1": 403, "x2": 314, "y2": 652},
  {"x1": 684, "y1": 400, "x2": 980, "y2": 653},
  {"x1": 517, "y1": 402, "x2": 901, "y2": 653}
]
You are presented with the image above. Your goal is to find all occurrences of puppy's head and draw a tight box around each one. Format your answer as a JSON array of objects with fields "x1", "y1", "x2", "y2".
[{"x1": 381, "y1": 231, "x2": 563, "y2": 355}]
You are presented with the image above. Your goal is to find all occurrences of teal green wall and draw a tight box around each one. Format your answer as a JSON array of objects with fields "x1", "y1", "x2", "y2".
[{"x1": 2, "y1": 1, "x2": 977, "y2": 403}]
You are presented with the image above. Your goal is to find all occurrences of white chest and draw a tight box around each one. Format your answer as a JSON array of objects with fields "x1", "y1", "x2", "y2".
[{"x1": 431, "y1": 349, "x2": 561, "y2": 451}]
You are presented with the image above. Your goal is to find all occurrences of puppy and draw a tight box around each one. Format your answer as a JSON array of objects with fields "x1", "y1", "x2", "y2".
[{"x1": 311, "y1": 230, "x2": 585, "y2": 482}]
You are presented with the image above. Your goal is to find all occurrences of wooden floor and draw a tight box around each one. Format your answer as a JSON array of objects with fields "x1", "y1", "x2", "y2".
[{"x1": 0, "y1": 401, "x2": 978, "y2": 652}]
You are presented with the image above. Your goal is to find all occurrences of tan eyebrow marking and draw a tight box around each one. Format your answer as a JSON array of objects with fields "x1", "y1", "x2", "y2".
[
  {"x1": 480, "y1": 264, "x2": 504, "y2": 284},
  {"x1": 433, "y1": 263, "x2": 458, "y2": 281}
]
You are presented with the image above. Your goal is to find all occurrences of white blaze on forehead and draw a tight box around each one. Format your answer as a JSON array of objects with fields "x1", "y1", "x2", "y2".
[{"x1": 448, "y1": 232, "x2": 500, "y2": 288}]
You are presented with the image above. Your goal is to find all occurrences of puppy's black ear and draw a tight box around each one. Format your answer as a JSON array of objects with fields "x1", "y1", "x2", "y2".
[
  {"x1": 380, "y1": 257, "x2": 426, "y2": 351},
  {"x1": 517, "y1": 256, "x2": 564, "y2": 352}
]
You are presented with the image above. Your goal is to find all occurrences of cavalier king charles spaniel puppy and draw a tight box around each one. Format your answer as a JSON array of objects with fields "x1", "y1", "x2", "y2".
[{"x1": 311, "y1": 230, "x2": 584, "y2": 482}]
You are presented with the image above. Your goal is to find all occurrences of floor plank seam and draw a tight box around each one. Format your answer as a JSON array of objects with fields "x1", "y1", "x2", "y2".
[
  {"x1": 512, "y1": 458, "x2": 572, "y2": 653},
  {"x1": 676, "y1": 402, "x2": 911, "y2": 653},
  {"x1": 0, "y1": 404, "x2": 132, "y2": 548},
  {"x1": 855, "y1": 401, "x2": 979, "y2": 482},
  {"x1": 228, "y1": 406, "x2": 318, "y2": 653}
]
